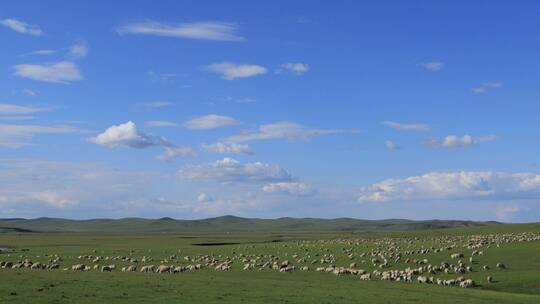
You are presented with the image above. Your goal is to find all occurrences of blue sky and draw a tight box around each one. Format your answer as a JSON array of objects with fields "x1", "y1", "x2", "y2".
[{"x1": 1, "y1": 1, "x2": 540, "y2": 221}]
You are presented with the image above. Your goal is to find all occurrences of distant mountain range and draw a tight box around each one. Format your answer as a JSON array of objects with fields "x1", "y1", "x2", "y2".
[{"x1": 0, "y1": 216, "x2": 501, "y2": 233}]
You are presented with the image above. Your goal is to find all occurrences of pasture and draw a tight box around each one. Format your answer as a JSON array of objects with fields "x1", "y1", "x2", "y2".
[{"x1": 1, "y1": 223, "x2": 540, "y2": 303}]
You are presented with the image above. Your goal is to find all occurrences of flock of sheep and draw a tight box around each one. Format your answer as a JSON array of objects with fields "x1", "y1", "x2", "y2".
[{"x1": 1, "y1": 232, "x2": 539, "y2": 290}]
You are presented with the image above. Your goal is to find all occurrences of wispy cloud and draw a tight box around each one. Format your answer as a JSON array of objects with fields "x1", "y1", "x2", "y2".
[
  {"x1": 278, "y1": 63, "x2": 310, "y2": 75},
  {"x1": 13, "y1": 61, "x2": 82, "y2": 84},
  {"x1": 202, "y1": 142, "x2": 254, "y2": 155},
  {"x1": 225, "y1": 121, "x2": 352, "y2": 143},
  {"x1": 178, "y1": 158, "x2": 292, "y2": 183},
  {"x1": 385, "y1": 140, "x2": 400, "y2": 150},
  {"x1": 472, "y1": 82, "x2": 503, "y2": 94},
  {"x1": 0, "y1": 103, "x2": 51, "y2": 115},
  {"x1": 0, "y1": 124, "x2": 86, "y2": 148},
  {"x1": 69, "y1": 42, "x2": 88, "y2": 58},
  {"x1": 382, "y1": 121, "x2": 431, "y2": 131},
  {"x1": 28, "y1": 49, "x2": 56, "y2": 56},
  {"x1": 156, "y1": 146, "x2": 196, "y2": 161},
  {"x1": 205, "y1": 62, "x2": 267, "y2": 80},
  {"x1": 262, "y1": 182, "x2": 314, "y2": 196},
  {"x1": 143, "y1": 101, "x2": 174, "y2": 108},
  {"x1": 117, "y1": 21, "x2": 244, "y2": 41},
  {"x1": 144, "y1": 120, "x2": 178, "y2": 127},
  {"x1": 426, "y1": 134, "x2": 497, "y2": 148},
  {"x1": 0, "y1": 18, "x2": 43, "y2": 36},
  {"x1": 184, "y1": 114, "x2": 238, "y2": 130},
  {"x1": 419, "y1": 61, "x2": 445, "y2": 71}
]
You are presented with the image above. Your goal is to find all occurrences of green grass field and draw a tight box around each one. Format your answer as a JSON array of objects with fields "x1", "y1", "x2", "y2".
[{"x1": 1, "y1": 223, "x2": 540, "y2": 303}]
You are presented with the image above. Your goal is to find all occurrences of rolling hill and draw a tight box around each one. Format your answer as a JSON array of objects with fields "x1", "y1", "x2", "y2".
[{"x1": 0, "y1": 216, "x2": 500, "y2": 233}]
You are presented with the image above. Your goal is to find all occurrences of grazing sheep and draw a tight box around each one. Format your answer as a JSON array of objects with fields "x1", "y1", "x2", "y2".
[
  {"x1": 496, "y1": 263, "x2": 506, "y2": 269},
  {"x1": 101, "y1": 265, "x2": 115, "y2": 272},
  {"x1": 156, "y1": 265, "x2": 171, "y2": 273},
  {"x1": 140, "y1": 265, "x2": 155, "y2": 273},
  {"x1": 71, "y1": 264, "x2": 86, "y2": 271}
]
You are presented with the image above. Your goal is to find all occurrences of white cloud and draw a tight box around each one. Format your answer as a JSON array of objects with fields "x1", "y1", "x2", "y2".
[
  {"x1": 22, "y1": 89, "x2": 37, "y2": 96},
  {"x1": 89, "y1": 121, "x2": 168, "y2": 149},
  {"x1": 262, "y1": 182, "x2": 314, "y2": 196},
  {"x1": 0, "y1": 104, "x2": 50, "y2": 114},
  {"x1": 197, "y1": 193, "x2": 213, "y2": 203},
  {"x1": 381, "y1": 121, "x2": 430, "y2": 131},
  {"x1": 202, "y1": 142, "x2": 254, "y2": 155},
  {"x1": 29, "y1": 50, "x2": 56, "y2": 56},
  {"x1": 145, "y1": 120, "x2": 178, "y2": 127},
  {"x1": 225, "y1": 121, "x2": 351, "y2": 143},
  {"x1": 205, "y1": 62, "x2": 267, "y2": 80},
  {"x1": 143, "y1": 101, "x2": 174, "y2": 108},
  {"x1": 427, "y1": 134, "x2": 497, "y2": 148},
  {"x1": 0, "y1": 18, "x2": 43, "y2": 36},
  {"x1": 184, "y1": 114, "x2": 238, "y2": 130},
  {"x1": 0, "y1": 116, "x2": 36, "y2": 121},
  {"x1": 13, "y1": 61, "x2": 82, "y2": 84},
  {"x1": 178, "y1": 157, "x2": 292, "y2": 183},
  {"x1": 495, "y1": 205, "x2": 520, "y2": 221},
  {"x1": 69, "y1": 42, "x2": 88, "y2": 58},
  {"x1": 117, "y1": 21, "x2": 244, "y2": 41},
  {"x1": 358, "y1": 171, "x2": 540, "y2": 203},
  {"x1": 0, "y1": 158, "x2": 160, "y2": 214},
  {"x1": 156, "y1": 146, "x2": 196, "y2": 161},
  {"x1": 0, "y1": 124, "x2": 85, "y2": 148},
  {"x1": 90, "y1": 121, "x2": 196, "y2": 161},
  {"x1": 420, "y1": 62, "x2": 444, "y2": 71},
  {"x1": 31, "y1": 191, "x2": 78, "y2": 208},
  {"x1": 279, "y1": 63, "x2": 309, "y2": 75},
  {"x1": 472, "y1": 82, "x2": 503, "y2": 94},
  {"x1": 385, "y1": 140, "x2": 400, "y2": 150}
]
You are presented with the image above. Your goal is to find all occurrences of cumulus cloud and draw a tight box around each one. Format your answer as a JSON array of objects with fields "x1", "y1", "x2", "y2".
[
  {"x1": 225, "y1": 121, "x2": 351, "y2": 143},
  {"x1": 156, "y1": 146, "x2": 196, "y2": 161},
  {"x1": 90, "y1": 121, "x2": 195, "y2": 161},
  {"x1": 385, "y1": 140, "x2": 400, "y2": 150},
  {"x1": 13, "y1": 61, "x2": 82, "y2": 84},
  {"x1": 426, "y1": 134, "x2": 497, "y2": 148},
  {"x1": 183, "y1": 114, "x2": 238, "y2": 130},
  {"x1": 178, "y1": 157, "x2": 292, "y2": 183},
  {"x1": 145, "y1": 120, "x2": 178, "y2": 127},
  {"x1": 420, "y1": 61, "x2": 444, "y2": 71},
  {"x1": 88, "y1": 121, "x2": 168, "y2": 148},
  {"x1": 382, "y1": 121, "x2": 430, "y2": 131},
  {"x1": 202, "y1": 142, "x2": 254, "y2": 155},
  {"x1": 117, "y1": 21, "x2": 244, "y2": 41},
  {"x1": 358, "y1": 171, "x2": 540, "y2": 203},
  {"x1": 279, "y1": 63, "x2": 309, "y2": 75},
  {"x1": 262, "y1": 182, "x2": 314, "y2": 196},
  {"x1": 205, "y1": 62, "x2": 267, "y2": 80},
  {"x1": 0, "y1": 18, "x2": 43, "y2": 36},
  {"x1": 0, "y1": 124, "x2": 86, "y2": 148},
  {"x1": 0, "y1": 103, "x2": 51, "y2": 114}
]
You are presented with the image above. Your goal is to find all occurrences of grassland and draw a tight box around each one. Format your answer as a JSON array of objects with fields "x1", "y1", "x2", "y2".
[{"x1": 0, "y1": 223, "x2": 539, "y2": 303}]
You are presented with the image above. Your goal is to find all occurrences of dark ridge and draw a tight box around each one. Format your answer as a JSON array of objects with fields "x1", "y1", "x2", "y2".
[{"x1": 192, "y1": 242, "x2": 241, "y2": 246}]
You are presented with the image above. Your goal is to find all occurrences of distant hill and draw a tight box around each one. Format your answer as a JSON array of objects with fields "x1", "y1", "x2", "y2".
[{"x1": 0, "y1": 216, "x2": 500, "y2": 233}]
